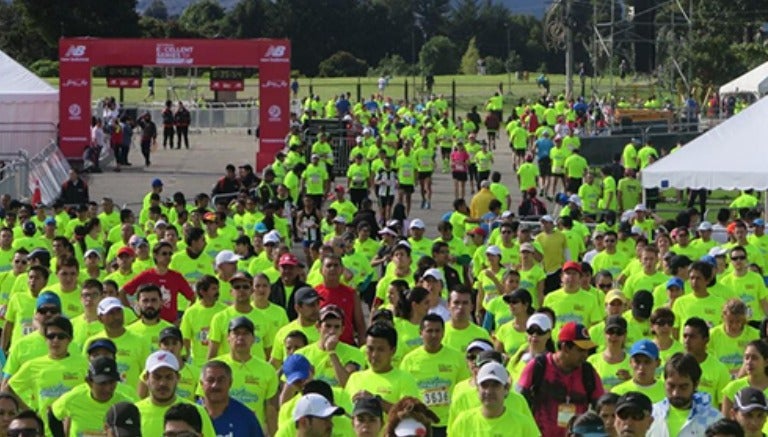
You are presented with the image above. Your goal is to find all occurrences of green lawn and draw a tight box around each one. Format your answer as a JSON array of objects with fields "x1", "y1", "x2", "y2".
[{"x1": 45, "y1": 73, "x2": 669, "y2": 114}]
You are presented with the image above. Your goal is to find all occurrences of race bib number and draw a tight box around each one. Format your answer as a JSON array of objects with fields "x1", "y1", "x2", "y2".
[
  {"x1": 557, "y1": 403, "x2": 576, "y2": 428},
  {"x1": 402, "y1": 168, "x2": 413, "y2": 178},
  {"x1": 421, "y1": 158, "x2": 431, "y2": 167},
  {"x1": 353, "y1": 175, "x2": 363, "y2": 183},
  {"x1": 310, "y1": 174, "x2": 321, "y2": 184},
  {"x1": 21, "y1": 320, "x2": 35, "y2": 336},
  {"x1": 198, "y1": 327, "x2": 210, "y2": 346},
  {"x1": 423, "y1": 388, "x2": 449, "y2": 406},
  {"x1": 454, "y1": 163, "x2": 466, "y2": 172}
]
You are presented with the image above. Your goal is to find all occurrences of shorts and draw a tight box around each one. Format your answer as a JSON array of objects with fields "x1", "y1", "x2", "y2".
[
  {"x1": 477, "y1": 171, "x2": 490, "y2": 182},
  {"x1": 538, "y1": 157, "x2": 552, "y2": 176},
  {"x1": 452, "y1": 171, "x2": 468, "y2": 182},
  {"x1": 440, "y1": 147, "x2": 451, "y2": 159},
  {"x1": 399, "y1": 184, "x2": 414, "y2": 194},
  {"x1": 307, "y1": 194, "x2": 324, "y2": 209},
  {"x1": 567, "y1": 177, "x2": 582, "y2": 193},
  {"x1": 379, "y1": 195, "x2": 394, "y2": 207},
  {"x1": 418, "y1": 171, "x2": 432, "y2": 181},
  {"x1": 552, "y1": 171, "x2": 564, "y2": 178},
  {"x1": 514, "y1": 149, "x2": 526, "y2": 158}
]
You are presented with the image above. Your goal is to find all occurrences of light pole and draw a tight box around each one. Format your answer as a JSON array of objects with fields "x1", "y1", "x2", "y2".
[{"x1": 505, "y1": 22, "x2": 511, "y2": 92}]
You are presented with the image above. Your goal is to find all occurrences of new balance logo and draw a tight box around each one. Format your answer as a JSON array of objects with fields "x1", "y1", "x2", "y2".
[
  {"x1": 264, "y1": 45, "x2": 286, "y2": 58},
  {"x1": 64, "y1": 45, "x2": 86, "y2": 58}
]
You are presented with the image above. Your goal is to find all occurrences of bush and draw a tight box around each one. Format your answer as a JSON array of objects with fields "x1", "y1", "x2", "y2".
[
  {"x1": 368, "y1": 54, "x2": 415, "y2": 77},
  {"x1": 318, "y1": 51, "x2": 369, "y2": 77},
  {"x1": 485, "y1": 57, "x2": 505, "y2": 75},
  {"x1": 460, "y1": 37, "x2": 481, "y2": 75},
  {"x1": 29, "y1": 59, "x2": 58, "y2": 77},
  {"x1": 419, "y1": 36, "x2": 459, "y2": 75}
]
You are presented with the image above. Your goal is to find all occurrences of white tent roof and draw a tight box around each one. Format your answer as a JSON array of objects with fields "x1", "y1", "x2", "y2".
[
  {"x1": 641, "y1": 95, "x2": 768, "y2": 190},
  {"x1": 719, "y1": 60, "x2": 768, "y2": 97},
  {"x1": 0, "y1": 50, "x2": 57, "y2": 102}
]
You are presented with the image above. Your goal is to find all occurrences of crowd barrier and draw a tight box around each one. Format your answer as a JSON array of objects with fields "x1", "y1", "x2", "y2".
[
  {"x1": 0, "y1": 141, "x2": 71, "y2": 205},
  {"x1": 94, "y1": 102, "x2": 259, "y2": 133}
]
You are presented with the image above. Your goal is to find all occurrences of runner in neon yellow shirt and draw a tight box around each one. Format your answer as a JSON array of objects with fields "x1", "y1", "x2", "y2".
[
  {"x1": 269, "y1": 291, "x2": 321, "y2": 369},
  {"x1": 672, "y1": 262, "x2": 726, "y2": 329},
  {"x1": 443, "y1": 288, "x2": 491, "y2": 352},
  {"x1": 720, "y1": 246, "x2": 768, "y2": 322},
  {"x1": 681, "y1": 318, "x2": 731, "y2": 407},
  {"x1": 135, "y1": 351, "x2": 216, "y2": 437},
  {"x1": 71, "y1": 279, "x2": 106, "y2": 348},
  {"x1": 180, "y1": 275, "x2": 227, "y2": 367},
  {"x1": 2, "y1": 266, "x2": 51, "y2": 353},
  {"x1": 400, "y1": 314, "x2": 471, "y2": 433},
  {"x1": 622, "y1": 246, "x2": 668, "y2": 300},
  {"x1": 126, "y1": 284, "x2": 174, "y2": 354},
  {"x1": 708, "y1": 300, "x2": 760, "y2": 377},
  {"x1": 611, "y1": 340, "x2": 665, "y2": 402}
]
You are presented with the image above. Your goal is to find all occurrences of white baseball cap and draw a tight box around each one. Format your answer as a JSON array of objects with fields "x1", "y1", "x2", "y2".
[
  {"x1": 526, "y1": 313, "x2": 553, "y2": 332},
  {"x1": 634, "y1": 204, "x2": 647, "y2": 212},
  {"x1": 97, "y1": 297, "x2": 123, "y2": 316},
  {"x1": 421, "y1": 268, "x2": 443, "y2": 281},
  {"x1": 154, "y1": 220, "x2": 168, "y2": 229},
  {"x1": 476, "y1": 361, "x2": 509, "y2": 385},
  {"x1": 263, "y1": 230, "x2": 281, "y2": 245},
  {"x1": 292, "y1": 393, "x2": 345, "y2": 421},
  {"x1": 500, "y1": 210, "x2": 513, "y2": 219},
  {"x1": 540, "y1": 215, "x2": 555, "y2": 223},
  {"x1": 332, "y1": 216, "x2": 347, "y2": 225},
  {"x1": 698, "y1": 221, "x2": 713, "y2": 231},
  {"x1": 394, "y1": 418, "x2": 428, "y2": 437},
  {"x1": 409, "y1": 218, "x2": 426, "y2": 229},
  {"x1": 84, "y1": 249, "x2": 101, "y2": 259},
  {"x1": 568, "y1": 194, "x2": 582, "y2": 207},
  {"x1": 145, "y1": 351, "x2": 180, "y2": 373},
  {"x1": 215, "y1": 250, "x2": 241, "y2": 267},
  {"x1": 485, "y1": 245, "x2": 502, "y2": 256}
]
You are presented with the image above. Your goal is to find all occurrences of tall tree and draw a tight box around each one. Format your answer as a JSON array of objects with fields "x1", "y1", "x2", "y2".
[
  {"x1": 225, "y1": 0, "x2": 265, "y2": 38},
  {"x1": 413, "y1": 0, "x2": 450, "y2": 40},
  {"x1": 144, "y1": 0, "x2": 169, "y2": 21}
]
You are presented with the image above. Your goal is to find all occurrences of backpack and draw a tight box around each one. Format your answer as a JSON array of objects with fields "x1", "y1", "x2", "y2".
[{"x1": 521, "y1": 354, "x2": 598, "y2": 411}]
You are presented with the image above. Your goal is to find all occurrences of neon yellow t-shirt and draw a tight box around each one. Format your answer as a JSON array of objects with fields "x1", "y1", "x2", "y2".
[
  {"x1": 303, "y1": 163, "x2": 328, "y2": 195},
  {"x1": 396, "y1": 153, "x2": 418, "y2": 185},
  {"x1": 696, "y1": 353, "x2": 732, "y2": 406},
  {"x1": 9, "y1": 353, "x2": 89, "y2": 416},
  {"x1": 179, "y1": 301, "x2": 228, "y2": 367},
  {"x1": 126, "y1": 319, "x2": 174, "y2": 354},
  {"x1": 671, "y1": 293, "x2": 726, "y2": 328},
  {"x1": 275, "y1": 387, "x2": 353, "y2": 437},
  {"x1": 208, "y1": 306, "x2": 276, "y2": 361},
  {"x1": 71, "y1": 314, "x2": 104, "y2": 349},
  {"x1": 135, "y1": 397, "x2": 215, "y2": 437},
  {"x1": 84, "y1": 330, "x2": 150, "y2": 389},
  {"x1": 611, "y1": 378, "x2": 666, "y2": 403},
  {"x1": 442, "y1": 322, "x2": 491, "y2": 353},
  {"x1": 495, "y1": 321, "x2": 527, "y2": 356},
  {"x1": 5, "y1": 290, "x2": 39, "y2": 345},
  {"x1": 214, "y1": 354, "x2": 278, "y2": 427},
  {"x1": 450, "y1": 406, "x2": 541, "y2": 436},
  {"x1": 345, "y1": 367, "x2": 420, "y2": 407},
  {"x1": 564, "y1": 154, "x2": 588, "y2": 179},
  {"x1": 270, "y1": 320, "x2": 319, "y2": 363},
  {"x1": 708, "y1": 324, "x2": 760, "y2": 375},
  {"x1": 448, "y1": 379, "x2": 533, "y2": 430},
  {"x1": 296, "y1": 342, "x2": 366, "y2": 387},
  {"x1": 516, "y1": 163, "x2": 539, "y2": 191},
  {"x1": 543, "y1": 289, "x2": 604, "y2": 329},
  {"x1": 590, "y1": 251, "x2": 631, "y2": 278},
  {"x1": 587, "y1": 352, "x2": 631, "y2": 390},
  {"x1": 622, "y1": 270, "x2": 669, "y2": 300},
  {"x1": 400, "y1": 345, "x2": 471, "y2": 424},
  {"x1": 393, "y1": 318, "x2": 423, "y2": 360},
  {"x1": 601, "y1": 176, "x2": 617, "y2": 211},
  {"x1": 720, "y1": 271, "x2": 767, "y2": 321},
  {"x1": 51, "y1": 382, "x2": 136, "y2": 437}
]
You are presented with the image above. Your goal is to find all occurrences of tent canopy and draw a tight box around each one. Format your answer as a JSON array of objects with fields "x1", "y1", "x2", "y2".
[
  {"x1": 719, "y1": 61, "x2": 768, "y2": 97},
  {"x1": 641, "y1": 95, "x2": 768, "y2": 190},
  {"x1": 0, "y1": 49, "x2": 58, "y2": 122}
]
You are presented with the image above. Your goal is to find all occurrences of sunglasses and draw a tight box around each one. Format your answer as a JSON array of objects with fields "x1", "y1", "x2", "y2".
[
  {"x1": 653, "y1": 319, "x2": 674, "y2": 327},
  {"x1": 527, "y1": 327, "x2": 548, "y2": 336},
  {"x1": 731, "y1": 255, "x2": 747, "y2": 261},
  {"x1": 8, "y1": 429, "x2": 41, "y2": 437},
  {"x1": 466, "y1": 353, "x2": 478, "y2": 362},
  {"x1": 616, "y1": 409, "x2": 647, "y2": 421},
  {"x1": 606, "y1": 328, "x2": 626, "y2": 336},
  {"x1": 37, "y1": 307, "x2": 60, "y2": 315},
  {"x1": 598, "y1": 283, "x2": 613, "y2": 290},
  {"x1": 45, "y1": 332, "x2": 69, "y2": 340}
]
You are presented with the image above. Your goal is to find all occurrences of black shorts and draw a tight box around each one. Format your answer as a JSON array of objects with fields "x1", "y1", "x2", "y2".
[
  {"x1": 440, "y1": 147, "x2": 451, "y2": 158},
  {"x1": 538, "y1": 157, "x2": 552, "y2": 176},
  {"x1": 477, "y1": 171, "x2": 490, "y2": 182},
  {"x1": 514, "y1": 149, "x2": 526, "y2": 158},
  {"x1": 379, "y1": 195, "x2": 394, "y2": 207},
  {"x1": 567, "y1": 177, "x2": 582, "y2": 193},
  {"x1": 452, "y1": 171, "x2": 468, "y2": 182},
  {"x1": 399, "y1": 184, "x2": 414, "y2": 194},
  {"x1": 418, "y1": 171, "x2": 432, "y2": 181}
]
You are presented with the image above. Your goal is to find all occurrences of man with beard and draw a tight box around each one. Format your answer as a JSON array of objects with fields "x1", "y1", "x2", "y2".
[
  {"x1": 648, "y1": 353, "x2": 722, "y2": 435},
  {"x1": 127, "y1": 284, "x2": 173, "y2": 354},
  {"x1": 134, "y1": 351, "x2": 215, "y2": 436}
]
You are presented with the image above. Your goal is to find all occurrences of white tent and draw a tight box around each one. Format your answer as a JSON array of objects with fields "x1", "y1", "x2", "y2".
[
  {"x1": 641, "y1": 95, "x2": 768, "y2": 190},
  {"x1": 0, "y1": 50, "x2": 58, "y2": 123},
  {"x1": 719, "y1": 61, "x2": 768, "y2": 99}
]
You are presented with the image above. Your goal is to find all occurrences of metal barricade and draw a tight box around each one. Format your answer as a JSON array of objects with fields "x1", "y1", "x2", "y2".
[{"x1": 0, "y1": 151, "x2": 30, "y2": 200}]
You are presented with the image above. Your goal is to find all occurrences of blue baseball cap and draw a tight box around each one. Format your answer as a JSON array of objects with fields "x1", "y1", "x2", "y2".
[
  {"x1": 254, "y1": 222, "x2": 269, "y2": 234},
  {"x1": 151, "y1": 178, "x2": 163, "y2": 187},
  {"x1": 699, "y1": 255, "x2": 717, "y2": 267},
  {"x1": 36, "y1": 291, "x2": 61, "y2": 311},
  {"x1": 666, "y1": 277, "x2": 684, "y2": 289},
  {"x1": 283, "y1": 354, "x2": 311, "y2": 385},
  {"x1": 629, "y1": 339, "x2": 659, "y2": 360},
  {"x1": 87, "y1": 338, "x2": 118, "y2": 355},
  {"x1": 754, "y1": 219, "x2": 765, "y2": 227},
  {"x1": 44, "y1": 217, "x2": 56, "y2": 226}
]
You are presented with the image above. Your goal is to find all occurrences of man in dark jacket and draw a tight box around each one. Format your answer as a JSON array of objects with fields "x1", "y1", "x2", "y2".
[
  {"x1": 60, "y1": 169, "x2": 89, "y2": 205},
  {"x1": 268, "y1": 253, "x2": 310, "y2": 320}
]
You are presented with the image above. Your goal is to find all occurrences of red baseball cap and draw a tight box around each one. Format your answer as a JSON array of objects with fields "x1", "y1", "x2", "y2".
[
  {"x1": 335, "y1": 185, "x2": 345, "y2": 193},
  {"x1": 468, "y1": 227, "x2": 487, "y2": 237},
  {"x1": 558, "y1": 321, "x2": 597, "y2": 350},
  {"x1": 279, "y1": 253, "x2": 300, "y2": 267},
  {"x1": 117, "y1": 247, "x2": 136, "y2": 258},
  {"x1": 562, "y1": 261, "x2": 582, "y2": 273}
]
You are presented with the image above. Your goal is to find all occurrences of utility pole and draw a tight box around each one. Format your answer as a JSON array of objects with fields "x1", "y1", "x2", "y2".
[{"x1": 565, "y1": 0, "x2": 574, "y2": 98}]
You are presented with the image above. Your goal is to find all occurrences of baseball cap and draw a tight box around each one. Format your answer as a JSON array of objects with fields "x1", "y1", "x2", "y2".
[
  {"x1": 502, "y1": 288, "x2": 533, "y2": 304},
  {"x1": 668, "y1": 255, "x2": 692, "y2": 270},
  {"x1": 202, "y1": 212, "x2": 217, "y2": 222},
  {"x1": 476, "y1": 361, "x2": 509, "y2": 385},
  {"x1": 371, "y1": 308, "x2": 394, "y2": 323},
  {"x1": 159, "y1": 326, "x2": 182, "y2": 343},
  {"x1": 615, "y1": 391, "x2": 653, "y2": 416},
  {"x1": 755, "y1": 219, "x2": 766, "y2": 227},
  {"x1": 466, "y1": 340, "x2": 494, "y2": 354},
  {"x1": 84, "y1": 249, "x2": 101, "y2": 259},
  {"x1": 228, "y1": 271, "x2": 253, "y2": 284},
  {"x1": 279, "y1": 253, "x2": 300, "y2": 267},
  {"x1": 153, "y1": 220, "x2": 168, "y2": 229},
  {"x1": 558, "y1": 321, "x2": 596, "y2": 349},
  {"x1": 500, "y1": 210, "x2": 514, "y2": 219},
  {"x1": 562, "y1": 260, "x2": 582, "y2": 273},
  {"x1": 295, "y1": 286, "x2": 322, "y2": 305},
  {"x1": 117, "y1": 246, "x2": 136, "y2": 258},
  {"x1": 629, "y1": 339, "x2": 660, "y2": 360},
  {"x1": 485, "y1": 245, "x2": 502, "y2": 256},
  {"x1": 228, "y1": 316, "x2": 255, "y2": 334},
  {"x1": 709, "y1": 246, "x2": 728, "y2": 257},
  {"x1": 44, "y1": 217, "x2": 56, "y2": 226},
  {"x1": 292, "y1": 393, "x2": 345, "y2": 421},
  {"x1": 332, "y1": 216, "x2": 347, "y2": 225},
  {"x1": 540, "y1": 215, "x2": 555, "y2": 223},
  {"x1": 22, "y1": 221, "x2": 36, "y2": 233},
  {"x1": 604, "y1": 290, "x2": 628, "y2": 304},
  {"x1": 254, "y1": 222, "x2": 269, "y2": 234},
  {"x1": 36, "y1": 291, "x2": 61, "y2": 311},
  {"x1": 106, "y1": 402, "x2": 142, "y2": 437},
  {"x1": 734, "y1": 387, "x2": 768, "y2": 412},
  {"x1": 519, "y1": 242, "x2": 536, "y2": 253},
  {"x1": 128, "y1": 236, "x2": 148, "y2": 248},
  {"x1": 697, "y1": 221, "x2": 713, "y2": 231},
  {"x1": 568, "y1": 194, "x2": 582, "y2": 207},
  {"x1": 409, "y1": 218, "x2": 425, "y2": 229},
  {"x1": 89, "y1": 356, "x2": 121, "y2": 383},
  {"x1": 378, "y1": 227, "x2": 398, "y2": 237},
  {"x1": 215, "y1": 250, "x2": 241, "y2": 267},
  {"x1": 633, "y1": 204, "x2": 647, "y2": 213},
  {"x1": 632, "y1": 290, "x2": 654, "y2": 319},
  {"x1": 283, "y1": 354, "x2": 312, "y2": 385},
  {"x1": 97, "y1": 297, "x2": 123, "y2": 316},
  {"x1": 352, "y1": 396, "x2": 383, "y2": 418},
  {"x1": 605, "y1": 315, "x2": 628, "y2": 331},
  {"x1": 145, "y1": 350, "x2": 179, "y2": 373},
  {"x1": 310, "y1": 153, "x2": 320, "y2": 160},
  {"x1": 27, "y1": 248, "x2": 50, "y2": 265},
  {"x1": 87, "y1": 338, "x2": 117, "y2": 355},
  {"x1": 319, "y1": 304, "x2": 345, "y2": 321},
  {"x1": 699, "y1": 255, "x2": 717, "y2": 267},
  {"x1": 468, "y1": 227, "x2": 487, "y2": 237},
  {"x1": 264, "y1": 230, "x2": 281, "y2": 245},
  {"x1": 421, "y1": 268, "x2": 443, "y2": 282},
  {"x1": 666, "y1": 277, "x2": 684, "y2": 289},
  {"x1": 394, "y1": 418, "x2": 428, "y2": 437},
  {"x1": 526, "y1": 313, "x2": 553, "y2": 332},
  {"x1": 151, "y1": 178, "x2": 163, "y2": 187}
]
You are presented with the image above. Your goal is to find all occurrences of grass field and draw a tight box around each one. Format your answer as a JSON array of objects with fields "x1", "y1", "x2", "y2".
[{"x1": 45, "y1": 73, "x2": 672, "y2": 114}]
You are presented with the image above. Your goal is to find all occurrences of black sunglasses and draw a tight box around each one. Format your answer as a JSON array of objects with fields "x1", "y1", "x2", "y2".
[
  {"x1": 606, "y1": 328, "x2": 626, "y2": 336},
  {"x1": 527, "y1": 327, "x2": 548, "y2": 336},
  {"x1": 616, "y1": 409, "x2": 647, "y2": 421},
  {"x1": 598, "y1": 283, "x2": 613, "y2": 290},
  {"x1": 45, "y1": 332, "x2": 69, "y2": 341},
  {"x1": 37, "y1": 307, "x2": 60, "y2": 315}
]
